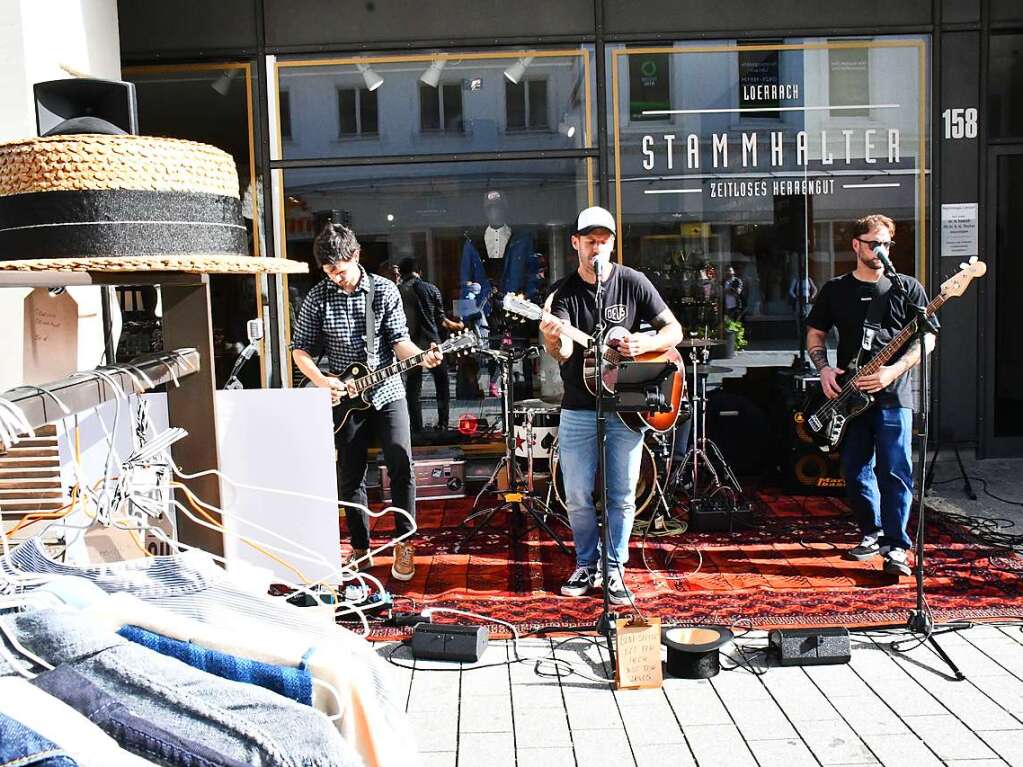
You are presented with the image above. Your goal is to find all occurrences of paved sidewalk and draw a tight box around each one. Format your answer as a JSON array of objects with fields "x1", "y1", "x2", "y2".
[{"x1": 385, "y1": 621, "x2": 1023, "y2": 767}]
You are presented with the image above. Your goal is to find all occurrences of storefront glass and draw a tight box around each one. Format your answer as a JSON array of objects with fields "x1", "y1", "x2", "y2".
[{"x1": 608, "y1": 38, "x2": 929, "y2": 347}]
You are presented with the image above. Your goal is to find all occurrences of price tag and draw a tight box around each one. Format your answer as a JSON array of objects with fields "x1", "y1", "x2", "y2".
[{"x1": 614, "y1": 615, "x2": 663, "y2": 690}]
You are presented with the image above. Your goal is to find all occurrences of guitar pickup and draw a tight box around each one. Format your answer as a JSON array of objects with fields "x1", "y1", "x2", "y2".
[{"x1": 808, "y1": 415, "x2": 822, "y2": 432}]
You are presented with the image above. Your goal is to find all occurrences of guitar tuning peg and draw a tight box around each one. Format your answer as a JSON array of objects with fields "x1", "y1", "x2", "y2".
[
  {"x1": 959, "y1": 262, "x2": 968, "y2": 270},
  {"x1": 969, "y1": 256, "x2": 978, "y2": 263}
]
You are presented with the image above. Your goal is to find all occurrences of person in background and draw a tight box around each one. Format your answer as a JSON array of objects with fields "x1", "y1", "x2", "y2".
[
  {"x1": 723, "y1": 266, "x2": 744, "y2": 320},
  {"x1": 398, "y1": 257, "x2": 463, "y2": 432}
]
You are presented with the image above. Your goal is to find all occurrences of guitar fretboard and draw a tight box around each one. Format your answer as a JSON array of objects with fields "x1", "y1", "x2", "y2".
[
  {"x1": 848, "y1": 291, "x2": 946, "y2": 383},
  {"x1": 353, "y1": 348, "x2": 438, "y2": 393}
]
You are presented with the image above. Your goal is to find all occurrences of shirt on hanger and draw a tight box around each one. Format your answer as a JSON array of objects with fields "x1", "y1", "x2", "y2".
[{"x1": 3, "y1": 540, "x2": 416, "y2": 767}]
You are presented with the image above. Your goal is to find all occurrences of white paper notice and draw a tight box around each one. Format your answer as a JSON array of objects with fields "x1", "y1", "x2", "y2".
[{"x1": 941, "y1": 203, "x2": 979, "y2": 258}]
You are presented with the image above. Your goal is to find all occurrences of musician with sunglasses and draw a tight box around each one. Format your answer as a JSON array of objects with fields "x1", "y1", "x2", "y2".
[{"x1": 805, "y1": 214, "x2": 937, "y2": 577}]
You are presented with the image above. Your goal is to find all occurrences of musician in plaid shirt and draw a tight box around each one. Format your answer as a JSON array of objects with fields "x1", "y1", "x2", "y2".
[{"x1": 292, "y1": 222, "x2": 443, "y2": 581}]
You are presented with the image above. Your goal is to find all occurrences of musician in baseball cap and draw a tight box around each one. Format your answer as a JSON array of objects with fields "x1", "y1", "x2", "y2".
[{"x1": 539, "y1": 205, "x2": 682, "y2": 604}]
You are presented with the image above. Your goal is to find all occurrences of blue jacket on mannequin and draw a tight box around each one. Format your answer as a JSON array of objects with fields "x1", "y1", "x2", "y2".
[{"x1": 460, "y1": 229, "x2": 540, "y2": 317}]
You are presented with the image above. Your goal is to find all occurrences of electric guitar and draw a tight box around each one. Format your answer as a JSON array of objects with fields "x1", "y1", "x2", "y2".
[
  {"x1": 502, "y1": 293, "x2": 686, "y2": 433},
  {"x1": 796, "y1": 257, "x2": 986, "y2": 452},
  {"x1": 329, "y1": 330, "x2": 479, "y2": 431}
]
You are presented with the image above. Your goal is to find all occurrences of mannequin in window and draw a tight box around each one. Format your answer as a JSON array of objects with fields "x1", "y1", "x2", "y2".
[{"x1": 459, "y1": 189, "x2": 540, "y2": 396}]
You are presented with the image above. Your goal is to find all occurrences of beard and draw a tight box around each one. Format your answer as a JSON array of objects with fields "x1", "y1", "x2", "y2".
[{"x1": 857, "y1": 249, "x2": 883, "y2": 269}]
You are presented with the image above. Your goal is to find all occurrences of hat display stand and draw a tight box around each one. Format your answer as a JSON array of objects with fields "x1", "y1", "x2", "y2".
[{"x1": 0, "y1": 133, "x2": 307, "y2": 555}]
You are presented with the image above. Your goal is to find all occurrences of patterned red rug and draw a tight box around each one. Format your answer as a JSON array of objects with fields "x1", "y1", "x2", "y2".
[{"x1": 350, "y1": 490, "x2": 1023, "y2": 639}]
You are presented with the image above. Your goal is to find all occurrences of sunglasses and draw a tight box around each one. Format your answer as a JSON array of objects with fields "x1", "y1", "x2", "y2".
[{"x1": 857, "y1": 238, "x2": 895, "y2": 249}]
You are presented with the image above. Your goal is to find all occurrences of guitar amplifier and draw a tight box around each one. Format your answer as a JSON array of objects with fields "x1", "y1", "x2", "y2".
[{"x1": 379, "y1": 449, "x2": 466, "y2": 501}]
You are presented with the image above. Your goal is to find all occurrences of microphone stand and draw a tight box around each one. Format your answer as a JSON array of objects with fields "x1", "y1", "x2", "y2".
[
  {"x1": 878, "y1": 252, "x2": 964, "y2": 681},
  {"x1": 592, "y1": 257, "x2": 617, "y2": 669}
]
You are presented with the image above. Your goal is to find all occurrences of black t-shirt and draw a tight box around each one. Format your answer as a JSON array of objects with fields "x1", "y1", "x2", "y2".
[
  {"x1": 806, "y1": 272, "x2": 936, "y2": 409},
  {"x1": 550, "y1": 264, "x2": 668, "y2": 410}
]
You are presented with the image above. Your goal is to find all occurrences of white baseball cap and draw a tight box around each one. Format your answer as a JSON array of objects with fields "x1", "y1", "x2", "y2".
[{"x1": 574, "y1": 206, "x2": 616, "y2": 235}]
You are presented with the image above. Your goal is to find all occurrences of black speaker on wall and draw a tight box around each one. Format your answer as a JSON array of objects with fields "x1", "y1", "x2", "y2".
[{"x1": 34, "y1": 78, "x2": 138, "y2": 136}]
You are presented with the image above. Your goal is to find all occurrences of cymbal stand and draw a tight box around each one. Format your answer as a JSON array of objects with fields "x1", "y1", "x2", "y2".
[
  {"x1": 455, "y1": 347, "x2": 569, "y2": 554},
  {"x1": 668, "y1": 347, "x2": 744, "y2": 508}
]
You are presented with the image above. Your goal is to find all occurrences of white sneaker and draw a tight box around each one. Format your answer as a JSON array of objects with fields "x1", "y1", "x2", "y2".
[
  {"x1": 561, "y1": 566, "x2": 596, "y2": 597},
  {"x1": 883, "y1": 547, "x2": 912, "y2": 577}
]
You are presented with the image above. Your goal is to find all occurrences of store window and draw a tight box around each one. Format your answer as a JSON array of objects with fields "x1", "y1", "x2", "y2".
[
  {"x1": 506, "y1": 79, "x2": 550, "y2": 131},
  {"x1": 609, "y1": 38, "x2": 928, "y2": 349},
  {"x1": 123, "y1": 64, "x2": 265, "y2": 388},
  {"x1": 274, "y1": 50, "x2": 593, "y2": 161},
  {"x1": 279, "y1": 158, "x2": 593, "y2": 443},
  {"x1": 338, "y1": 87, "x2": 379, "y2": 136}
]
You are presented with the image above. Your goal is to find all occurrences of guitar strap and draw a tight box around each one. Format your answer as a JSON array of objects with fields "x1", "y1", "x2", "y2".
[
  {"x1": 855, "y1": 274, "x2": 892, "y2": 371},
  {"x1": 364, "y1": 272, "x2": 376, "y2": 369}
]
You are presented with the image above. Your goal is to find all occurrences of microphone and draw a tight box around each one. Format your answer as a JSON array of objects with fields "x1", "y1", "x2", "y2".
[
  {"x1": 872, "y1": 243, "x2": 898, "y2": 279},
  {"x1": 592, "y1": 252, "x2": 611, "y2": 280}
]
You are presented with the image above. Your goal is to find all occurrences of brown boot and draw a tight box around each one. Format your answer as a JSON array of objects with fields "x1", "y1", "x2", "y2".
[
  {"x1": 342, "y1": 548, "x2": 373, "y2": 572},
  {"x1": 391, "y1": 542, "x2": 415, "y2": 581}
]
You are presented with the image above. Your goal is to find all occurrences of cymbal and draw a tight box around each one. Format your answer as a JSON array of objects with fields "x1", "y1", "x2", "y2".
[{"x1": 677, "y1": 338, "x2": 725, "y2": 348}]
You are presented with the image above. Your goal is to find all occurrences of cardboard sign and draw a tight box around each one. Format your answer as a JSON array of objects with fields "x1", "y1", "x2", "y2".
[
  {"x1": 614, "y1": 615, "x2": 663, "y2": 690},
  {"x1": 23, "y1": 288, "x2": 77, "y2": 385}
]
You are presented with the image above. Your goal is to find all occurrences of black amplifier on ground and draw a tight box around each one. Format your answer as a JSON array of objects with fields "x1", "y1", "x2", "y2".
[
  {"x1": 768, "y1": 627, "x2": 851, "y2": 666},
  {"x1": 687, "y1": 496, "x2": 754, "y2": 532},
  {"x1": 411, "y1": 623, "x2": 489, "y2": 663}
]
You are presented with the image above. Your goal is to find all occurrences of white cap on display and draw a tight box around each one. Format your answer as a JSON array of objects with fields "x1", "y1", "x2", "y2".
[{"x1": 574, "y1": 206, "x2": 616, "y2": 235}]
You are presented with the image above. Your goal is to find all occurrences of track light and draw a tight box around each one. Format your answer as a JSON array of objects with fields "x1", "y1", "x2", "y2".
[
  {"x1": 503, "y1": 56, "x2": 534, "y2": 85},
  {"x1": 419, "y1": 59, "x2": 446, "y2": 88},
  {"x1": 211, "y1": 69, "x2": 240, "y2": 96},
  {"x1": 356, "y1": 63, "x2": 384, "y2": 92},
  {"x1": 558, "y1": 114, "x2": 576, "y2": 138}
]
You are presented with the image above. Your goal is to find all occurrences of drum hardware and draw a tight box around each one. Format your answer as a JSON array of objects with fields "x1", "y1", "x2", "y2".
[
  {"x1": 455, "y1": 347, "x2": 569, "y2": 554},
  {"x1": 667, "y1": 344, "x2": 750, "y2": 531},
  {"x1": 677, "y1": 338, "x2": 726, "y2": 348}
]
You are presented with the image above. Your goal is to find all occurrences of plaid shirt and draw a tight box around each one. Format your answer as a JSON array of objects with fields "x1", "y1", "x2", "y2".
[{"x1": 292, "y1": 267, "x2": 410, "y2": 409}]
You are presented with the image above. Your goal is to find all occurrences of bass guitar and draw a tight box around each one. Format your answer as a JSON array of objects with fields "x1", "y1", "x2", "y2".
[
  {"x1": 796, "y1": 257, "x2": 986, "y2": 452},
  {"x1": 329, "y1": 330, "x2": 479, "y2": 431},
  {"x1": 502, "y1": 293, "x2": 686, "y2": 433}
]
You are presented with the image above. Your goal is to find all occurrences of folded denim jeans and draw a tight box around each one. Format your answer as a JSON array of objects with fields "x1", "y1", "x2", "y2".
[
  {"x1": 32, "y1": 665, "x2": 250, "y2": 767},
  {"x1": 0, "y1": 710, "x2": 77, "y2": 767},
  {"x1": 1, "y1": 608, "x2": 362, "y2": 767}
]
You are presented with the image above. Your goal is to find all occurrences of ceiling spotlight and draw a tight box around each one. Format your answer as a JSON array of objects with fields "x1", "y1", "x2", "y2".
[
  {"x1": 503, "y1": 56, "x2": 534, "y2": 85},
  {"x1": 386, "y1": 213, "x2": 395, "y2": 222},
  {"x1": 419, "y1": 59, "x2": 446, "y2": 88},
  {"x1": 356, "y1": 63, "x2": 384, "y2": 92},
  {"x1": 558, "y1": 114, "x2": 576, "y2": 138},
  {"x1": 211, "y1": 69, "x2": 240, "y2": 96}
]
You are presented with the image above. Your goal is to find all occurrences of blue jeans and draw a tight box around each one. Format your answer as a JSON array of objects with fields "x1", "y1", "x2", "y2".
[
  {"x1": 0, "y1": 711, "x2": 76, "y2": 767},
  {"x1": 839, "y1": 406, "x2": 914, "y2": 550},
  {"x1": 558, "y1": 408, "x2": 645, "y2": 569}
]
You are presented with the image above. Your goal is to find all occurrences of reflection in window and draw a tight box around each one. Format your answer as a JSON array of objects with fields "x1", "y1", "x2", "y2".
[
  {"x1": 828, "y1": 44, "x2": 870, "y2": 117},
  {"x1": 280, "y1": 91, "x2": 292, "y2": 139},
  {"x1": 506, "y1": 79, "x2": 550, "y2": 131},
  {"x1": 337, "y1": 87, "x2": 379, "y2": 136},
  {"x1": 628, "y1": 51, "x2": 671, "y2": 121},
  {"x1": 282, "y1": 159, "x2": 591, "y2": 443},
  {"x1": 738, "y1": 42, "x2": 782, "y2": 119},
  {"x1": 420, "y1": 83, "x2": 464, "y2": 133}
]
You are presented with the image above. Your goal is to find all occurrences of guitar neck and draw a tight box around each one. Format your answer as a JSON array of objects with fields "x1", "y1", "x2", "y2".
[
  {"x1": 542, "y1": 310, "x2": 593, "y2": 348},
  {"x1": 352, "y1": 348, "x2": 434, "y2": 393},
  {"x1": 853, "y1": 293, "x2": 946, "y2": 379}
]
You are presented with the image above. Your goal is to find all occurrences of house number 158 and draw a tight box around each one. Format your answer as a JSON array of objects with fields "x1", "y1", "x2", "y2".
[{"x1": 942, "y1": 108, "x2": 978, "y2": 139}]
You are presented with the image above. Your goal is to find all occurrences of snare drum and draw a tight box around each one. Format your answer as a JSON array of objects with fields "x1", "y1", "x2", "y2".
[
  {"x1": 551, "y1": 441, "x2": 658, "y2": 518},
  {"x1": 512, "y1": 399, "x2": 560, "y2": 471}
]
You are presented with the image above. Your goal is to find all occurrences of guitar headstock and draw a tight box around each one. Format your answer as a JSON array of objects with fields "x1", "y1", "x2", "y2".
[
  {"x1": 939, "y1": 256, "x2": 986, "y2": 298},
  {"x1": 441, "y1": 329, "x2": 481, "y2": 357},
  {"x1": 502, "y1": 292, "x2": 542, "y2": 322}
]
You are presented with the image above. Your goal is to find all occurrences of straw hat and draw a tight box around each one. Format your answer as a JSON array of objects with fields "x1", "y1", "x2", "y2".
[{"x1": 0, "y1": 133, "x2": 304, "y2": 274}]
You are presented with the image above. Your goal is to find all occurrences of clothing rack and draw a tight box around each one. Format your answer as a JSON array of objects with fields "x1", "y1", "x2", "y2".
[{"x1": 0, "y1": 270, "x2": 227, "y2": 555}]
